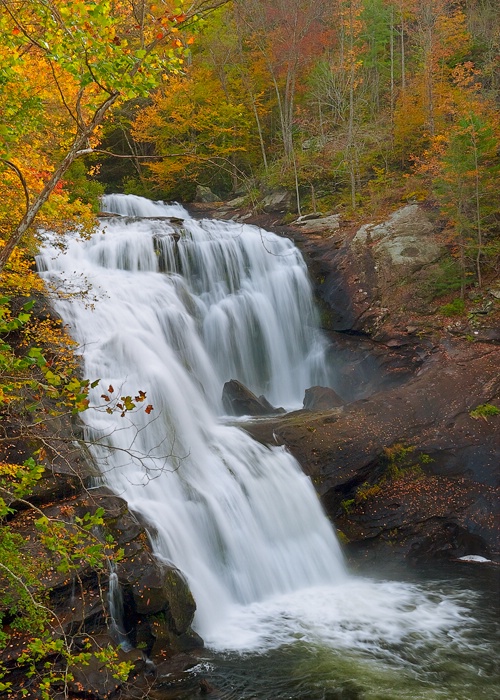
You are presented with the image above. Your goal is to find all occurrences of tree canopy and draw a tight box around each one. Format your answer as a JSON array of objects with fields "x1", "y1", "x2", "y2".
[{"x1": 0, "y1": 0, "x2": 225, "y2": 271}]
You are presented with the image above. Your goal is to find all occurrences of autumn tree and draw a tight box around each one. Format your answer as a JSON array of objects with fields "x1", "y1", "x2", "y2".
[
  {"x1": 415, "y1": 63, "x2": 500, "y2": 292},
  {"x1": 132, "y1": 66, "x2": 254, "y2": 199},
  {"x1": 0, "y1": 2, "x2": 228, "y2": 694},
  {"x1": 85, "y1": 0, "x2": 500, "y2": 225},
  {"x1": 0, "y1": 0, "x2": 227, "y2": 273}
]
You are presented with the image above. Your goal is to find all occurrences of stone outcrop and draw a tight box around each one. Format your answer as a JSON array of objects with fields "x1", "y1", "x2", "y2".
[
  {"x1": 352, "y1": 204, "x2": 442, "y2": 268},
  {"x1": 195, "y1": 185, "x2": 220, "y2": 203},
  {"x1": 261, "y1": 189, "x2": 295, "y2": 214},
  {"x1": 222, "y1": 379, "x2": 285, "y2": 416},
  {"x1": 286, "y1": 204, "x2": 446, "y2": 334},
  {"x1": 1, "y1": 459, "x2": 203, "y2": 699},
  {"x1": 293, "y1": 213, "x2": 341, "y2": 235},
  {"x1": 303, "y1": 385, "x2": 344, "y2": 410}
]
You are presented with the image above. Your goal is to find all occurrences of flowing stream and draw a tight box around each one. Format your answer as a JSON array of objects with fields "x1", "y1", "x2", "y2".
[{"x1": 38, "y1": 195, "x2": 499, "y2": 699}]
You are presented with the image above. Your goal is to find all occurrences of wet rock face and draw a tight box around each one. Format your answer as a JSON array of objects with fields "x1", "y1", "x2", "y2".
[
  {"x1": 99, "y1": 491, "x2": 202, "y2": 658},
  {"x1": 201, "y1": 201, "x2": 498, "y2": 568},
  {"x1": 1, "y1": 487, "x2": 202, "y2": 699},
  {"x1": 336, "y1": 474, "x2": 498, "y2": 565}
]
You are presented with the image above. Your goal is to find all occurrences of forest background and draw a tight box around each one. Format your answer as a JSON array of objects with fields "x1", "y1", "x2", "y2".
[{"x1": 0, "y1": 0, "x2": 498, "y2": 696}]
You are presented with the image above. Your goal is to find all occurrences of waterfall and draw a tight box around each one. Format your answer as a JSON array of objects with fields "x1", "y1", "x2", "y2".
[
  {"x1": 38, "y1": 195, "x2": 346, "y2": 639},
  {"x1": 108, "y1": 566, "x2": 131, "y2": 651}
]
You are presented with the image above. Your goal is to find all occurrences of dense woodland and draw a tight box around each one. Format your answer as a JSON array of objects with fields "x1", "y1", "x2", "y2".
[
  {"x1": 111, "y1": 0, "x2": 500, "y2": 295},
  {"x1": 0, "y1": 0, "x2": 499, "y2": 696}
]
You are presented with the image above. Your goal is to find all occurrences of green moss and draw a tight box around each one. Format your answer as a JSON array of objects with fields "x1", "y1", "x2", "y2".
[
  {"x1": 336, "y1": 529, "x2": 351, "y2": 545},
  {"x1": 341, "y1": 498, "x2": 355, "y2": 515},
  {"x1": 383, "y1": 443, "x2": 428, "y2": 481},
  {"x1": 469, "y1": 403, "x2": 500, "y2": 420},
  {"x1": 355, "y1": 482, "x2": 381, "y2": 503}
]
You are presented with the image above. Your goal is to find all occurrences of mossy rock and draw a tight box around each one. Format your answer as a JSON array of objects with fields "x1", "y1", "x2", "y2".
[{"x1": 162, "y1": 567, "x2": 196, "y2": 635}]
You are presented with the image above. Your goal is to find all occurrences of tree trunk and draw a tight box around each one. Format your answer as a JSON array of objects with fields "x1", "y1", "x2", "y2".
[{"x1": 0, "y1": 92, "x2": 119, "y2": 274}]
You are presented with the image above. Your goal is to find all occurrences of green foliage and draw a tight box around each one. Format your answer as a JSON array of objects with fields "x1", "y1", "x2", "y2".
[
  {"x1": 341, "y1": 498, "x2": 355, "y2": 515},
  {"x1": 0, "y1": 297, "x2": 39, "y2": 405},
  {"x1": 122, "y1": 175, "x2": 159, "y2": 199},
  {"x1": 0, "y1": 457, "x2": 44, "y2": 517},
  {"x1": 423, "y1": 258, "x2": 463, "y2": 300},
  {"x1": 132, "y1": 67, "x2": 256, "y2": 199},
  {"x1": 0, "y1": 459, "x2": 129, "y2": 696},
  {"x1": 354, "y1": 482, "x2": 381, "y2": 503},
  {"x1": 433, "y1": 110, "x2": 500, "y2": 286},
  {"x1": 0, "y1": 294, "x2": 154, "y2": 695},
  {"x1": 439, "y1": 298, "x2": 466, "y2": 316},
  {"x1": 383, "y1": 443, "x2": 427, "y2": 481},
  {"x1": 14, "y1": 634, "x2": 134, "y2": 700},
  {"x1": 469, "y1": 403, "x2": 500, "y2": 420},
  {"x1": 340, "y1": 482, "x2": 382, "y2": 515},
  {"x1": 65, "y1": 160, "x2": 105, "y2": 213}
]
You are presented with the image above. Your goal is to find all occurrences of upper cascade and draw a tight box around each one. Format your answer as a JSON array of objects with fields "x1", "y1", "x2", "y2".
[{"x1": 94, "y1": 194, "x2": 332, "y2": 409}]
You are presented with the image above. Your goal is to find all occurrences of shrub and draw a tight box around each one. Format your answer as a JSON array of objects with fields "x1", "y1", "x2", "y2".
[{"x1": 439, "y1": 298, "x2": 465, "y2": 316}]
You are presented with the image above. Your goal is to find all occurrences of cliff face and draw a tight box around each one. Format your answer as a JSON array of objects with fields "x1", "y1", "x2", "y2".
[{"x1": 244, "y1": 339, "x2": 499, "y2": 564}]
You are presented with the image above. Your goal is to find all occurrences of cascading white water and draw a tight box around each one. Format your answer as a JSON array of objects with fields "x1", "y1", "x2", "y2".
[
  {"x1": 37, "y1": 195, "x2": 496, "y2": 697},
  {"x1": 99, "y1": 194, "x2": 331, "y2": 409},
  {"x1": 37, "y1": 194, "x2": 346, "y2": 638},
  {"x1": 108, "y1": 566, "x2": 131, "y2": 650}
]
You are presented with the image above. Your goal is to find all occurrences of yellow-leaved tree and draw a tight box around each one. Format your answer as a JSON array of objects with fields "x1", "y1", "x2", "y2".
[
  {"x1": 132, "y1": 66, "x2": 254, "y2": 199},
  {"x1": 0, "y1": 0, "x2": 226, "y2": 272}
]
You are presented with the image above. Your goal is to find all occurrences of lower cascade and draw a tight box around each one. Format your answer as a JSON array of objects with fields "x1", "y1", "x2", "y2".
[{"x1": 38, "y1": 196, "x2": 494, "y2": 698}]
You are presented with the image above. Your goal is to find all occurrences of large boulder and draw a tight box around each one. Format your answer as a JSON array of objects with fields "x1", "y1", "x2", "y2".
[
  {"x1": 195, "y1": 185, "x2": 220, "y2": 203},
  {"x1": 261, "y1": 190, "x2": 295, "y2": 214},
  {"x1": 353, "y1": 204, "x2": 442, "y2": 269},
  {"x1": 303, "y1": 386, "x2": 345, "y2": 410},
  {"x1": 293, "y1": 214, "x2": 341, "y2": 235},
  {"x1": 222, "y1": 379, "x2": 285, "y2": 416}
]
